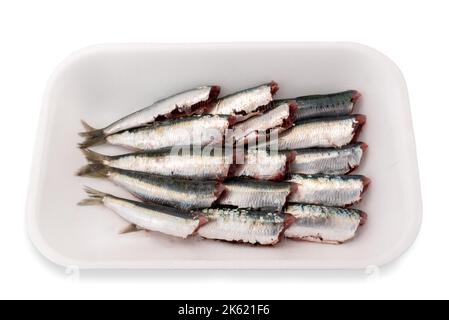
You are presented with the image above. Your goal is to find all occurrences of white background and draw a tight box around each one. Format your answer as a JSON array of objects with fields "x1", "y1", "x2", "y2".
[{"x1": 0, "y1": 0, "x2": 447, "y2": 300}]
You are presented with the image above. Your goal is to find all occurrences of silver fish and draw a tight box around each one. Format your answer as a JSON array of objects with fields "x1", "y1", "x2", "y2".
[
  {"x1": 289, "y1": 174, "x2": 370, "y2": 207},
  {"x1": 288, "y1": 142, "x2": 367, "y2": 175},
  {"x1": 81, "y1": 147, "x2": 233, "y2": 179},
  {"x1": 79, "y1": 86, "x2": 220, "y2": 147},
  {"x1": 230, "y1": 149, "x2": 296, "y2": 181},
  {"x1": 219, "y1": 178, "x2": 292, "y2": 210},
  {"x1": 274, "y1": 115, "x2": 366, "y2": 150},
  {"x1": 100, "y1": 115, "x2": 233, "y2": 151},
  {"x1": 229, "y1": 101, "x2": 297, "y2": 144},
  {"x1": 275, "y1": 90, "x2": 360, "y2": 121},
  {"x1": 284, "y1": 204, "x2": 367, "y2": 244},
  {"x1": 208, "y1": 82, "x2": 278, "y2": 122},
  {"x1": 198, "y1": 207, "x2": 290, "y2": 245},
  {"x1": 78, "y1": 187, "x2": 207, "y2": 238},
  {"x1": 76, "y1": 164, "x2": 224, "y2": 210}
]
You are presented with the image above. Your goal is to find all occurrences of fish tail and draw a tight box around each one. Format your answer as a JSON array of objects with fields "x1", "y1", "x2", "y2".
[
  {"x1": 76, "y1": 163, "x2": 110, "y2": 178},
  {"x1": 77, "y1": 186, "x2": 108, "y2": 206},
  {"x1": 78, "y1": 120, "x2": 106, "y2": 148},
  {"x1": 80, "y1": 148, "x2": 110, "y2": 164}
]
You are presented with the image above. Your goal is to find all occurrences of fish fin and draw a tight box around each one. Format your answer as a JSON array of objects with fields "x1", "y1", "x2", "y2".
[
  {"x1": 76, "y1": 163, "x2": 110, "y2": 178},
  {"x1": 80, "y1": 148, "x2": 109, "y2": 164},
  {"x1": 78, "y1": 120, "x2": 106, "y2": 148},
  {"x1": 119, "y1": 224, "x2": 142, "y2": 234},
  {"x1": 77, "y1": 186, "x2": 107, "y2": 206}
]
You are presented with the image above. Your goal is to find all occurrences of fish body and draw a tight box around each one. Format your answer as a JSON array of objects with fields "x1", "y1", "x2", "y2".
[
  {"x1": 198, "y1": 207, "x2": 287, "y2": 245},
  {"x1": 219, "y1": 178, "x2": 292, "y2": 210},
  {"x1": 288, "y1": 142, "x2": 367, "y2": 175},
  {"x1": 275, "y1": 115, "x2": 366, "y2": 150},
  {"x1": 230, "y1": 149, "x2": 296, "y2": 181},
  {"x1": 284, "y1": 204, "x2": 367, "y2": 244},
  {"x1": 79, "y1": 86, "x2": 220, "y2": 147},
  {"x1": 289, "y1": 174, "x2": 370, "y2": 207},
  {"x1": 229, "y1": 101, "x2": 296, "y2": 144},
  {"x1": 208, "y1": 82, "x2": 278, "y2": 122},
  {"x1": 77, "y1": 164, "x2": 224, "y2": 210},
  {"x1": 81, "y1": 147, "x2": 233, "y2": 179},
  {"x1": 78, "y1": 187, "x2": 206, "y2": 238},
  {"x1": 105, "y1": 115, "x2": 232, "y2": 151}
]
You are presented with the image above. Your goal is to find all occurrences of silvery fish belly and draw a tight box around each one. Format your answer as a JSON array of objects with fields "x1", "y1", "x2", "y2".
[
  {"x1": 105, "y1": 115, "x2": 232, "y2": 151},
  {"x1": 289, "y1": 174, "x2": 370, "y2": 207},
  {"x1": 284, "y1": 204, "x2": 367, "y2": 244},
  {"x1": 208, "y1": 82, "x2": 278, "y2": 121},
  {"x1": 81, "y1": 147, "x2": 233, "y2": 179},
  {"x1": 230, "y1": 149, "x2": 296, "y2": 181},
  {"x1": 219, "y1": 178, "x2": 292, "y2": 210},
  {"x1": 280, "y1": 90, "x2": 360, "y2": 121},
  {"x1": 198, "y1": 207, "x2": 287, "y2": 245},
  {"x1": 229, "y1": 101, "x2": 296, "y2": 143},
  {"x1": 78, "y1": 187, "x2": 206, "y2": 238},
  {"x1": 275, "y1": 115, "x2": 366, "y2": 150},
  {"x1": 76, "y1": 164, "x2": 224, "y2": 210},
  {"x1": 288, "y1": 142, "x2": 367, "y2": 175},
  {"x1": 79, "y1": 86, "x2": 220, "y2": 148}
]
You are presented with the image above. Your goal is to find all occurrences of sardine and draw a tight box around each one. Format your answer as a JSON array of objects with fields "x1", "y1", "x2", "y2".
[
  {"x1": 81, "y1": 147, "x2": 233, "y2": 179},
  {"x1": 274, "y1": 90, "x2": 360, "y2": 121},
  {"x1": 198, "y1": 207, "x2": 291, "y2": 245},
  {"x1": 208, "y1": 82, "x2": 278, "y2": 122},
  {"x1": 76, "y1": 164, "x2": 224, "y2": 210},
  {"x1": 78, "y1": 187, "x2": 207, "y2": 238},
  {"x1": 274, "y1": 115, "x2": 366, "y2": 150},
  {"x1": 284, "y1": 204, "x2": 367, "y2": 244},
  {"x1": 230, "y1": 149, "x2": 296, "y2": 181},
  {"x1": 229, "y1": 101, "x2": 297, "y2": 144},
  {"x1": 79, "y1": 86, "x2": 220, "y2": 147},
  {"x1": 289, "y1": 174, "x2": 370, "y2": 207},
  {"x1": 96, "y1": 115, "x2": 233, "y2": 150},
  {"x1": 219, "y1": 178, "x2": 292, "y2": 210},
  {"x1": 288, "y1": 142, "x2": 367, "y2": 175}
]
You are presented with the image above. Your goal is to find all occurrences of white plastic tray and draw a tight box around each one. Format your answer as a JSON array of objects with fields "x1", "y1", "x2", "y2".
[{"x1": 26, "y1": 43, "x2": 422, "y2": 269}]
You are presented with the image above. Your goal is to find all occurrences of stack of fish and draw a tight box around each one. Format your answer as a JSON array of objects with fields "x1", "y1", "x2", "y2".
[{"x1": 77, "y1": 82, "x2": 369, "y2": 245}]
